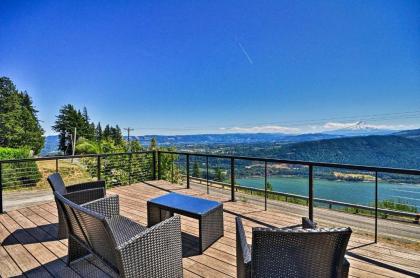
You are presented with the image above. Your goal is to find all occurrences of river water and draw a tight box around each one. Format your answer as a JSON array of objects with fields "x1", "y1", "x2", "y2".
[{"x1": 236, "y1": 176, "x2": 420, "y2": 210}]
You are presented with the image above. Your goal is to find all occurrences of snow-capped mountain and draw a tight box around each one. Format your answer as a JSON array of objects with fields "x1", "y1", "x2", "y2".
[{"x1": 325, "y1": 121, "x2": 396, "y2": 136}]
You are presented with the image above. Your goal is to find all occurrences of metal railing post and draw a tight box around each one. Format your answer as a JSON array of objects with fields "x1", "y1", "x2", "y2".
[
  {"x1": 128, "y1": 153, "x2": 132, "y2": 185},
  {"x1": 97, "y1": 155, "x2": 101, "y2": 180},
  {"x1": 264, "y1": 161, "x2": 268, "y2": 211},
  {"x1": 152, "y1": 151, "x2": 157, "y2": 180},
  {"x1": 157, "y1": 151, "x2": 161, "y2": 180},
  {"x1": 206, "y1": 156, "x2": 209, "y2": 194},
  {"x1": 375, "y1": 171, "x2": 378, "y2": 243},
  {"x1": 171, "y1": 154, "x2": 174, "y2": 183},
  {"x1": 186, "y1": 154, "x2": 190, "y2": 189},
  {"x1": 231, "y1": 157, "x2": 235, "y2": 202},
  {"x1": 308, "y1": 165, "x2": 314, "y2": 221},
  {"x1": 0, "y1": 163, "x2": 3, "y2": 214}
]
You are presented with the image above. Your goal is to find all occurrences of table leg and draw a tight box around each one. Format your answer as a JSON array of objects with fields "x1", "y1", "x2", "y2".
[
  {"x1": 147, "y1": 203, "x2": 174, "y2": 227},
  {"x1": 199, "y1": 205, "x2": 224, "y2": 253}
]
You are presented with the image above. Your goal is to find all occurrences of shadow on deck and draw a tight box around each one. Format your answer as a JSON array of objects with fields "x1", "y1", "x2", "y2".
[{"x1": 0, "y1": 180, "x2": 419, "y2": 277}]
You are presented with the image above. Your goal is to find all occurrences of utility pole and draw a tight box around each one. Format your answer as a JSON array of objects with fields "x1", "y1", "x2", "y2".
[
  {"x1": 72, "y1": 127, "x2": 77, "y2": 156},
  {"x1": 124, "y1": 127, "x2": 134, "y2": 152},
  {"x1": 70, "y1": 127, "x2": 77, "y2": 163}
]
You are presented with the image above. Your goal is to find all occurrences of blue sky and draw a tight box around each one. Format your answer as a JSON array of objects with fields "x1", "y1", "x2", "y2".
[{"x1": 1, "y1": 1, "x2": 419, "y2": 135}]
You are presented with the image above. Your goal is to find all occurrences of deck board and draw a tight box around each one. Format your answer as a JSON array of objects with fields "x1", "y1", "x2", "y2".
[{"x1": 0, "y1": 181, "x2": 419, "y2": 277}]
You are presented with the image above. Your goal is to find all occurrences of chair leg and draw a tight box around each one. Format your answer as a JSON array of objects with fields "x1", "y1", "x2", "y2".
[
  {"x1": 68, "y1": 236, "x2": 89, "y2": 265},
  {"x1": 56, "y1": 202, "x2": 68, "y2": 239}
]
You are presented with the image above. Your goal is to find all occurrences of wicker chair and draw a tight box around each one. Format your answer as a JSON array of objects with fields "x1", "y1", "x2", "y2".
[
  {"x1": 54, "y1": 192, "x2": 183, "y2": 278},
  {"x1": 236, "y1": 217, "x2": 352, "y2": 278},
  {"x1": 47, "y1": 173, "x2": 106, "y2": 239}
]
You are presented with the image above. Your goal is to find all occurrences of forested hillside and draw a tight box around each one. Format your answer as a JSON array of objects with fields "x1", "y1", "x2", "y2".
[
  {"x1": 270, "y1": 135, "x2": 420, "y2": 169},
  {"x1": 393, "y1": 129, "x2": 420, "y2": 141}
]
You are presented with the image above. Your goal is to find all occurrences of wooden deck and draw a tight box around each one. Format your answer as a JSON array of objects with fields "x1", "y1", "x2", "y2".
[{"x1": 0, "y1": 181, "x2": 419, "y2": 277}]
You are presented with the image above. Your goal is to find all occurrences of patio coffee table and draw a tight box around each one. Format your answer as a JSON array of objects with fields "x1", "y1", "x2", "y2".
[{"x1": 147, "y1": 192, "x2": 224, "y2": 253}]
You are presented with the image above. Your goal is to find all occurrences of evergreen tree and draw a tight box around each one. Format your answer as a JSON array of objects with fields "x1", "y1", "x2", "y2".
[
  {"x1": 96, "y1": 122, "x2": 103, "y2": 141},
  {"x1": 52, "y1": 104, "x2": 95, "y2": 154},
  {"x1": 89, "y1": 122, "x2": 96, "y2": 140},
  {"x1": 214, "y1": 167, "x2": 225, "y2": 182},
  {"x1": 149, "y1": 137, "x2": 158, "y2": 151},
  {"x1": 110, "y1": 125, "x2": 123, "y2": 145},
  {"x1": 0, "y1": 77, "x2": 44, "y2": 154},
  {"x1": 103, "y1": 124, "x2": 111, "y2": 140},
  {"x1": 193, "y1": 162, "x2": 200, "y2": 178},
  {"x1": 126, "y1": 140, "x2": 142, "y2": 152}
]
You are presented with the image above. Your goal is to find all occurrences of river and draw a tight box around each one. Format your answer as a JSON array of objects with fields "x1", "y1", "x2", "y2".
[{"x1": 235, "y1": 176, "x2": 420, "y2": 210}]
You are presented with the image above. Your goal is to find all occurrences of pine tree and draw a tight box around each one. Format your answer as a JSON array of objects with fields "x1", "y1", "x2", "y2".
[
  {"x1": 0, "y1": 77, "x2": 44, "y2": 154},
  {"x1": 52, "y1": 104, "x2": 95, "y2": 154},
  {"x1": 214, "y1": 167, "x2": 225, "y2": 182},
  {"x1": 103, "y1": 124, "x2": 111, "y2": 140},
  {"x1": 193, "y1": 162, "x2": 200, "y2": 178},
  {"x1": 109, "y1": 125, "x2": 123, "y2": 145},
  {"x1": 149, "y1": 137, "x2": 158, "y2": 151},
  {"x1": 96, "y1": 122, "x2": 103, "y2": 141}
]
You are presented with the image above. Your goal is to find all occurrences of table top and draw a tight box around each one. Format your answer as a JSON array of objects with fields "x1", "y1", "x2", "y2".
[{"x1": 148, "y1": 192, "x2": 222, "y2": 215}]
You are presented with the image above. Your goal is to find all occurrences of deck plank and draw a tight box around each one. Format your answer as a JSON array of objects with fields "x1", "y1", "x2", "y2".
[{"x1": 0, "y1": 181, "x2": 419, "y2": 277}]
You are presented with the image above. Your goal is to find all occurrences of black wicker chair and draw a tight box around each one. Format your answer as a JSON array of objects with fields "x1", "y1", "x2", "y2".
[
  {"x1": 236, "y1": 217, "x2": 352, "y2": 278},
  {"x1": 54, "y1": 192, "x2": 183, "y2": 277},
  {"x1": 47, "y1": 173, "x2": 106, "y2": 239}
]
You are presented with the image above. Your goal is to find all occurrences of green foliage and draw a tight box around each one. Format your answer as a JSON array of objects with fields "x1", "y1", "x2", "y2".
[
  {"x1": 149, "y1": 137, "x2": 158, "y2": 151},
  {"x1": 193, "y1": 162, "x2": 200, "y2": 178},
  {"x1": 53, "y1": 105, "x2": 126, "y2": 155},
  {"x1": 81, "y1": 152, "x2": 154, "y2": 187},
  {"x1": 0, "y1": 147, "x2": 42, "y2": 189},
  {"x1": 377, "y1": 199, "x2": 417, "y2": 213},
  {"x1": 75, "y1": 139, "x2": 101, "y2": 154},
  {"x1": 52, "y1": 104, "x2": 94, "y2": 154},
  {"x1": 126, "y1": 140, "x2": 143, "y2": 152},
  {"x1": 266, "y1": 181, "x2": 273, "y2": 191},
  {"x1": 214, "y1": 167, "x2": 225, "y2": 182},
  {"x1": 96, "y1": 122, "x2": 103, "y2": 141},
  {"x1": 0, "y1": 77, "x2": 45, "y2": 154}
]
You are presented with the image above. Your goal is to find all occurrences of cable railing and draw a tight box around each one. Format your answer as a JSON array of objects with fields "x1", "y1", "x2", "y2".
[
  {"x1": 1, "y1": 149, "x2": 420, "y2": 243},
  {"x1": 157, "y1": 150, "x2": 420, "y2": 243},
  {"x1": 0, "y1": 151, "x2": 155, "y2": 213}
]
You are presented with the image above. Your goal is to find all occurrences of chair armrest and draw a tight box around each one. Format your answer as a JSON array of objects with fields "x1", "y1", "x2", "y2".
[
  {"x1": 63, "y1": 188, "x2": 105, "y2": 205},
  {"x1": 66, "y1": 180, "x2": 106, "y2": 193},
  {"x1": 302, "y1": 217, "x2": 317, "y2": 229},
  {"x1": 236, "y1": 217, "x2": 251, "y2": 278},
  {"x1": 116, "y1": 215, "x2": 183, "y2": 278},
  {"x1": 82, "y1": 195, "x2": 119, "y2": 218}
]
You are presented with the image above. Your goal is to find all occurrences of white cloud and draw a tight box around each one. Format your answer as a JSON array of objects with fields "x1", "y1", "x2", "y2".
[
  {"x1": 219, "y1": 125, "x2": 300, "y2": 133},
  {"x1": 217, "y1": 121, "x2": 418, "y2": 135}
]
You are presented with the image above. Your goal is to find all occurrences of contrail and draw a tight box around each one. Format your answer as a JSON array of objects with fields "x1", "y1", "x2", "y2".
[{"x1": 237, "y1": 42, "x2": 254, "y2": 65}]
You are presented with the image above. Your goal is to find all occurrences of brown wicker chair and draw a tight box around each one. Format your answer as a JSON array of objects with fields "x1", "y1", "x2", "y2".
[
  {"x1": 54, "y1": 192, "x2": 183, "y2": 277},
  {"x1": 47, "y1": 173, "x2": 106, "y2": 239},
  {"x1": 236, "y1": 217, "x2": 352, "y2": 278}
]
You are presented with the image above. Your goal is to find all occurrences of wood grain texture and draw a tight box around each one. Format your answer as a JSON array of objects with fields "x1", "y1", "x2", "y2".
[{"x1": 0, "y1": 180, "x2": 418, "y2": 277}]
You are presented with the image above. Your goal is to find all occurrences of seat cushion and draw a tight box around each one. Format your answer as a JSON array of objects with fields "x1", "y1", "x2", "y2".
[{"x1": 107, "y1": 215, "x2": 147, "y2": 246}]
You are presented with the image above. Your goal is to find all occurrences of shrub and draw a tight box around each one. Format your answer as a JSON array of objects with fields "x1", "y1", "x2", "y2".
[{"x1": 0, "y1": 147, "x2": 42, "y2": 189}]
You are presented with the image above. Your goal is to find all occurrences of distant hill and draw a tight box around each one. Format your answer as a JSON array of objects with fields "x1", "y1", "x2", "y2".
[
  {"x1": 274, "y1": 135, "x2": 420, "y2": 169},
  {"x1": 40, "y1": 130, "x2": 420, "y2": 171},
  {"x1": 393, "y1": 128, "x2": 420, "y2": 141},
  {"x1": 129, "y1": 133, "x2": 342, "y2": 146},
  {"x1": 40, "y1": 135, "x2": 59, "y2": 156}
]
